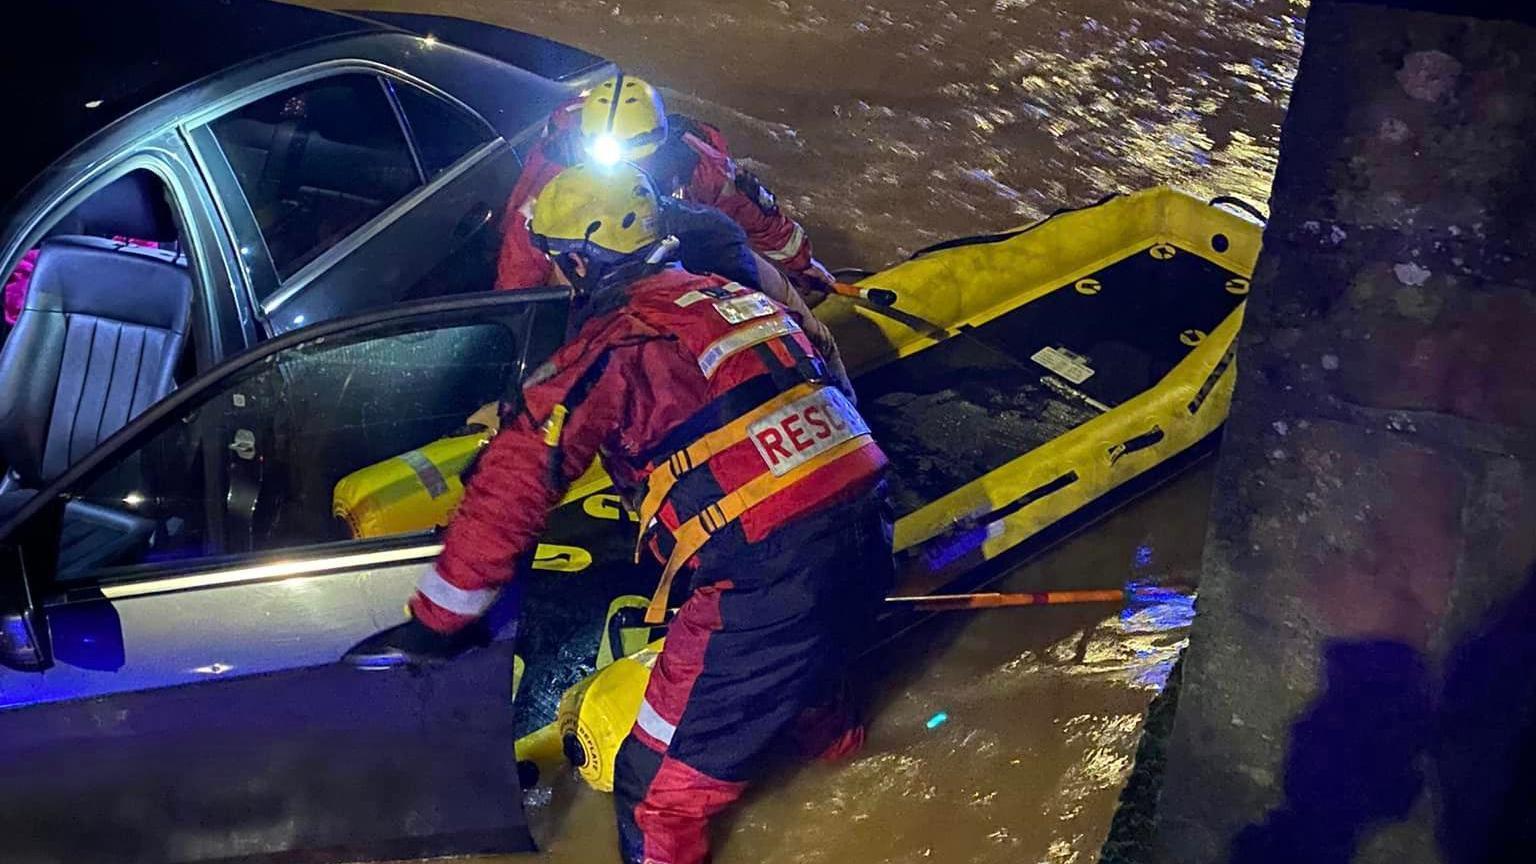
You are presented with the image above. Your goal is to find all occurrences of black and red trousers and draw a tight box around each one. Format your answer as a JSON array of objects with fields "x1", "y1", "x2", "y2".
[{"x1": 613, "y1": 486, "x2": 894, "y2": 864}]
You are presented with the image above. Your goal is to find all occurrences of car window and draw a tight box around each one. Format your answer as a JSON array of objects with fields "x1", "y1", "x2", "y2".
[
  {"x1": 38, "y1": 303, "x2": 549, "y2": 585},
  {"x1": 209, "y1": 74, "x2": 422, "y2": 286},
  {"x1": 392, "y1": 82, "x2": 498, "y2": 180}
]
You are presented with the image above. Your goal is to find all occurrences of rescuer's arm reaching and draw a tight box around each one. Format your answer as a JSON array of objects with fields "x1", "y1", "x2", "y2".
[
  {"x1": 750, "y1": 251, "x2": 855, "y2": 401},
  {"x1": 414, "y1": 342, "x2": 632, "y2": 634},
  {"x1": 343, "y1": 334, "x2": 636, "y2": 667},
  {"x1": 681, "y1": 123, "x2": 838, "y2": 302}
]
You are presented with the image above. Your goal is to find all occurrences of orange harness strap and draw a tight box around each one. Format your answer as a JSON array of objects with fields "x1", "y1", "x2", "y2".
[
  {"x1": 643, "y1": 433, "x2": 873, "y2": 624},
  {"x1": 633, "y1": 381, "x2": 822, "y2": 560}
]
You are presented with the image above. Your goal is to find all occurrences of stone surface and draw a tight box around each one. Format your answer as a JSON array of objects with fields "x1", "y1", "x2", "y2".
[
  {"x1": 1395, "y1": 50, "x2": 1462, "y2": 103},
  {"x1": 1147, "y1": 2, "x2": 1536, "y2": 863}
]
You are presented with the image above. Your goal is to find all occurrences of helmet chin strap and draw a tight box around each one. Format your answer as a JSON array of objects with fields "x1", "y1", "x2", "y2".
[
  {"x1": 560, "y1": 235, "x2": 682, "y2": 333},
  {"x1": 552, "y1": 253, "x2": 590, "y2": 293},
  {"x1": 564, "y1": 235, "x2": 681, "y2": 298},
  {"x1": 644, "y1": 235, "x2": 683, "y2": 265}
]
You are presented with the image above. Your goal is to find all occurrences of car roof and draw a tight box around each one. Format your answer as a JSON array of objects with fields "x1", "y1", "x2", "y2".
[
  {"x1": 344, "y1": 9, "x2": 606, "y2": 81},
  {"x1": 7, "y1": 0, "x2": 381, "y2": 208}
]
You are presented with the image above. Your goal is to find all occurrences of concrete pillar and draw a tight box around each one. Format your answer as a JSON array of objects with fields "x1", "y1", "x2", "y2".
[{"x1": 1150, "y1": 2, "x2": 1536, "y2": 863}]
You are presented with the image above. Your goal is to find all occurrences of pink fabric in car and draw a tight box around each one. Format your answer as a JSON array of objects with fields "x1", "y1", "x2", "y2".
[{"x1": 3, "y1": 237, "x2": 163, "y2": 325}]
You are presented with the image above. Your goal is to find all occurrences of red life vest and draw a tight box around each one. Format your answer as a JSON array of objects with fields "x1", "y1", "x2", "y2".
[{"x1": 607, "y1": 269, "x2": 886, "y2": 621}]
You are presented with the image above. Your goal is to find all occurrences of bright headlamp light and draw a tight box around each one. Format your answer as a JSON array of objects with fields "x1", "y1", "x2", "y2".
[{"x1": 588, "y1": 134, "x2": 624, "y2": 166}]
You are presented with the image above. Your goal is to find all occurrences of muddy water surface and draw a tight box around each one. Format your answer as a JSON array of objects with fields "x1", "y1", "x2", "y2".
[
  {"x1": 509, "y1": 462, "x2": 1212, "y2": 864},
  {"x1": 317, "y1": 0, "x2": 1302, "y2": 267}
]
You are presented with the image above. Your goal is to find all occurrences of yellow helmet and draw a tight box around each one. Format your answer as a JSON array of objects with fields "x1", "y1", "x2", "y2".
[
  {"x1": 529, "y1": 162, "x2": 663, "y2": 262},
  {"x1": 580, "y1": 73, "x2": 668, "y2": 164}
]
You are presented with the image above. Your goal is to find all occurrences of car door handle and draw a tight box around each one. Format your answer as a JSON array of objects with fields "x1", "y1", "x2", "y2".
[
  {"x1": 453, "y1": 204, "x2": 495, "y2": 241},
  {"x1": 228, "y1": 429, "x2": 257, "y2": 461}
]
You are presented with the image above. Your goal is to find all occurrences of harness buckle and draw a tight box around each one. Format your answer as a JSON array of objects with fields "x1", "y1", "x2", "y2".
[
  {"x1": 668, "y1": 449, "x2": 694, "y2": 476},
  {"x1": 700, "y1": 502, "x2": 729, "y2": 534}
]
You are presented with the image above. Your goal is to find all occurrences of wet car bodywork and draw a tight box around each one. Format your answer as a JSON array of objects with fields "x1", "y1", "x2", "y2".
[{"x1": 0, "y1": 2, "x2": 617, "y2": 861}]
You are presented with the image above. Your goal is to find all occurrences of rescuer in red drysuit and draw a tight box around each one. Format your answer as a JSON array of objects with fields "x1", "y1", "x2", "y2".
[{"x1": 350, "y1": 163, "x2": 892, "y2": 864}]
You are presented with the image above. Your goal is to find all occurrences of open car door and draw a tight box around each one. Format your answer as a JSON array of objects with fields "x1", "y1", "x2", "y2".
[{"x1": 0, "y1": 290, "x2": 576, "y2": 863}]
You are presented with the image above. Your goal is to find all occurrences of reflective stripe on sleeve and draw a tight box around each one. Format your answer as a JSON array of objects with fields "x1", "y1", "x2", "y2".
[
  {"x1": 762, "y1": 224, "x2": 806, "y2": 263},
  {"x1": 417, "y1": 566, "x2": 499, "y2": 617}
]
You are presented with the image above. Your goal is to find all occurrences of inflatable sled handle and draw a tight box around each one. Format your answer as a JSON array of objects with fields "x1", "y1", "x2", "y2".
[
  {"x1": 1209, "y1": 195, "x2": 1269, "y2": 224},
  {"x1": 832, "y1": 282, "x2": 898, "y2": 307}
]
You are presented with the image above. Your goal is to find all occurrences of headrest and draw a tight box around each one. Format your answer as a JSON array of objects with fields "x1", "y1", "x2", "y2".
[
  {"x1": 50, "y1": 171, "x2": 179, "y2": 243},
  {"x1": 23, "y1": 236, "x2": 191, "y2": 334}
]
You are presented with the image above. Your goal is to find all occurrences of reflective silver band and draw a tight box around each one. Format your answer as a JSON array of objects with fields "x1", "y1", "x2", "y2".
[
  {"x1": 635, "y1": 698, "x2": 677, "y2": 746},
  {"x1": 416, "y1": 566, "x2": 499, "y2": 616},
  {"x1": 697, "y1": 315, "x2": 801, "y2": 378},
  {"x1": 398, "y1": 449, "x2": 450, "y2": 499},
  {"x1": 763, "y1": 224, "x2": 805, "y2": 263}
]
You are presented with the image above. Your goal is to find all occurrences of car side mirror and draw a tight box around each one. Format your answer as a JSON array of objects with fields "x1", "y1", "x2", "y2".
[{"x1": 0, "y1": 499, "x2": 136, "y2": 674}]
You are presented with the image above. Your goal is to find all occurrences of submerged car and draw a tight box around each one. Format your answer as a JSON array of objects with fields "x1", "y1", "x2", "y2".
[{"x1": 0, "y1": 2, "x2": 1265, "y2": 862}]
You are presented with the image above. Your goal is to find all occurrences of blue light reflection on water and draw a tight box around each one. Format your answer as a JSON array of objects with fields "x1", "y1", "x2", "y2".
[
  {"x1": 1121, "y1": 581, "x2": 1198, "y2": 690},
  {"x1": 1134, "y1": 544, "x2": 1154, "y2": 568}
]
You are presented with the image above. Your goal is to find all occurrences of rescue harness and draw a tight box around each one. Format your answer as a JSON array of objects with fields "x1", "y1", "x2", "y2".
[{"x1": 538, "y1": 278, "x2": 878, "y2": 625}]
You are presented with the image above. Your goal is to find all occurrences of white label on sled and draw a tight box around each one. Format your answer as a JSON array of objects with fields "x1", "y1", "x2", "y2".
[
  {"x1": 1031, "y1": 346, "x2": 1095, "y2": 384},
  {"x1": 748, "y1": 388, "x2": 869, "y2": 476}
]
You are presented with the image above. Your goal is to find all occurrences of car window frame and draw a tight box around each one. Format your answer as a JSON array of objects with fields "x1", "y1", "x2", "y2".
[
  {"x1": 387, "y1": 77, "x2": 501, "y2": 180},
  {"x1": 0, "y1": 142, "x2": 233, "y2": 375},
  {"x1": 183, "y1": 60, "x2": 509, "y2": 330},
  {"x1": 205, "y1": 72, "x2": 426, "y2": 285},
  {"x1": 0, "y1": 288, "x2": 570, "y2": 605}
]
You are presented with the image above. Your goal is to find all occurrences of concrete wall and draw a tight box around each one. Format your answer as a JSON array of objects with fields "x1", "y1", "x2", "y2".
[{"x1": 1152, "y1": 2, "x2": 1536, "y2": 862}]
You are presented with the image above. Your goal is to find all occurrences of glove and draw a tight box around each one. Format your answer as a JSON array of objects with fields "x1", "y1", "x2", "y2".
[
  {"x1": 802, "y1": 315, "x2": 857, "y2": 404},
  {"x1": 464, "y1": 401, "x2": 502, "y2": 435},
  {"x1": 342, "y1": 617, "x2": 490, "y2": 670},
  {"x1": 791, "y1": 259, "x2": 837, "y2": 308}
]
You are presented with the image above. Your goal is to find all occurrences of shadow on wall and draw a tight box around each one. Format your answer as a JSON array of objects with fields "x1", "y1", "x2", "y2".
[{"x1": 1230, "y1": 566, "x2": 1536, "y2": 864}]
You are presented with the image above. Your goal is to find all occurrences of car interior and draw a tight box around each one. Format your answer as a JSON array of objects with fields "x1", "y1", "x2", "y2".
[
  {"x1": 0, "y1": 170, "x2": 195, "y2": 562},
  {"x1": 211, "y1": 74, "x2": 422, "y2": 280},
  {"x1": 40, "y1": 318, "x2": 522, "y2": 583}
]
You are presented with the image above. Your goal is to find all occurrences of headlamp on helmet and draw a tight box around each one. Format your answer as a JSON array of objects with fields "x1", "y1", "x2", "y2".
[
  {"x1": 589, "y1": 133, "x2": 625, "y2": 167},
  {"x1": 580, "y1": 73, "x2": 668, "y2": 166}
]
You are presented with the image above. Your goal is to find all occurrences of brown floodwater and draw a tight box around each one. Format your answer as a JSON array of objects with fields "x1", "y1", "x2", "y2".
[
  {"x1": 312, "y1": 0, "x2": 1305, "y2": 859},
  {"x1": 313, "y1": 0, "x2": 1303, "y2": 268},
  {"x1": 516, "y1": 461, "x2": 1214, "y2": 864}
]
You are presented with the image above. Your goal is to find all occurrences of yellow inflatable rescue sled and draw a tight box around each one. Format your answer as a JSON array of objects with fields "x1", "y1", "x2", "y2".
[
  {"x1": 544, "y1": 187, "x2": 1265, "y2": 787},
  {"x1": 332, "y1": 427, "x2": 490, "y2": 538}
]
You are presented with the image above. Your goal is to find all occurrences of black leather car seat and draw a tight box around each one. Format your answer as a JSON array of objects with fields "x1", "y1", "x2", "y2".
[
  {"x1": 0, "y1": 237, "x2": 193, "y2": 517},
  {"x1": 47, "y1": 170, "x2": 182, "y2": 249}
]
